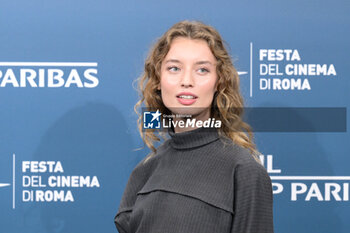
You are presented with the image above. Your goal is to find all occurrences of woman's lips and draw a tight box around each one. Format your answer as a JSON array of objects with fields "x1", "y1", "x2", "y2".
[{"x1": 176, "y1": 96, "x2": 197, "y2": 105}]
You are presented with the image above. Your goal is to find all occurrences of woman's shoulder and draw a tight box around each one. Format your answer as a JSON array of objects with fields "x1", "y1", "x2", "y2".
[
  {"x1": 117, "y1": 140, "x2": 172, "y2": 208},
  {"x1": 131, "y1": 139, "x2": 171, "y2": 174},
  {"x1": 216, "y1": 136, "x2": 264, "y2": 170},
  {"x1": 221, "y1": 140, "x2": 270, "y2": 183},
  {"x1": 214, "y1": 138, "x2": 271, "y2": 190}
]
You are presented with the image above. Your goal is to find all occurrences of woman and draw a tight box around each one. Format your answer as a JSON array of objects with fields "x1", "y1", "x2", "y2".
[{"x1": 114, "y1": 20, "x2": 274, "y2": 233}]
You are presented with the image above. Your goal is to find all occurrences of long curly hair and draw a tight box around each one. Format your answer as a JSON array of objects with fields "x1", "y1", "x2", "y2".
[{"x1": 134, "y1": 20, "x2": 260, "y2": 164}]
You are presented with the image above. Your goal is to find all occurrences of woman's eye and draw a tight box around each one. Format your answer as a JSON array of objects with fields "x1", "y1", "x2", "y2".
[
  {"x1": 198, "y1": 68, "x2": 209, "y2": 73},
  {"x1": 167, "y1": 66, "x2": 180, "y2": 72}
]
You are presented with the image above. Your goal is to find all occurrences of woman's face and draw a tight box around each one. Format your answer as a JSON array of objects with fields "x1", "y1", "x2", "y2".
[{"x1": 159, "y1": 37, "x2": 218, "y2": 119}]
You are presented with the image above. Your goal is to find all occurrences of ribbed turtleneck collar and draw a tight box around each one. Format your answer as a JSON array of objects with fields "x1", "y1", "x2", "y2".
[{"x1": 168, "y1": 126, "x2": 220, "y2": 149}]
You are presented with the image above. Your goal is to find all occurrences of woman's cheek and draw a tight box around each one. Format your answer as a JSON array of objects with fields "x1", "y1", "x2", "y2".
[
  {"x1": 163, "y1": 76, "x2": 179, "y2": 86},
  {"x1": 160, "y1": 87, "x2": 176, "y2": 108},
  {"x1": 198, "y1": 87, "x2": 216, "y2": 107}
]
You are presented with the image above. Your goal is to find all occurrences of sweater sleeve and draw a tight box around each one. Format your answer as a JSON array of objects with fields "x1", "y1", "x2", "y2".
[
  {"x1": 230, "y1": 160, "x2": 274, "y2": 233},
  {"x1": 114, "y1": 156, "x2": 150, "y2": 233}
]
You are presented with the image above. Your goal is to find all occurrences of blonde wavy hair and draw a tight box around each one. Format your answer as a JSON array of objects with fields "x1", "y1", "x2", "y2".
[{"x1": 134, "y1": 20, "x2": 261, "y2": 164}]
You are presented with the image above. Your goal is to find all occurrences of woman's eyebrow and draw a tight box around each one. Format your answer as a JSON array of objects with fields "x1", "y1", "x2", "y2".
[
  {"x1": 164, "y1": 59, "x2": 182, "y2": 64},
  {"x1": 164, "y1": 59, "x2": 214, "y2": 65},
  {"x1": 195, "y1": 61, "x2": 213, "y2": 65}
]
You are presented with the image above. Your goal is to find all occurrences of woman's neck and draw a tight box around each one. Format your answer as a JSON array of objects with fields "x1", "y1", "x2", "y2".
[{"x1": 172, "y1": 109, "x2": 211, "y2": 133}]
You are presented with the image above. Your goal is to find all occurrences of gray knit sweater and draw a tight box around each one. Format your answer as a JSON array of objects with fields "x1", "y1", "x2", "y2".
[{"x1": 114, "y1": 126, "x2": 274, "y2": 233}]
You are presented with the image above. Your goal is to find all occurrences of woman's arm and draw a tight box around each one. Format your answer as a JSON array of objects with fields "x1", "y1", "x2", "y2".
[{"x1": 231, "y1": 160, "x2": 274, "y2": 233}]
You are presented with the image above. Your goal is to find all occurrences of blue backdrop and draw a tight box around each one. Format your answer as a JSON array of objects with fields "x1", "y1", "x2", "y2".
[{"x1": 0, "y1": 0, "x2": 349, "y2": 232}]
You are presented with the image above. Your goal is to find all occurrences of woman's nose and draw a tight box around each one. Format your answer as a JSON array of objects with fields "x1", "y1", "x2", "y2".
[{"x1": 180, "y1": 69, "x2": 194, "y2": 87}]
